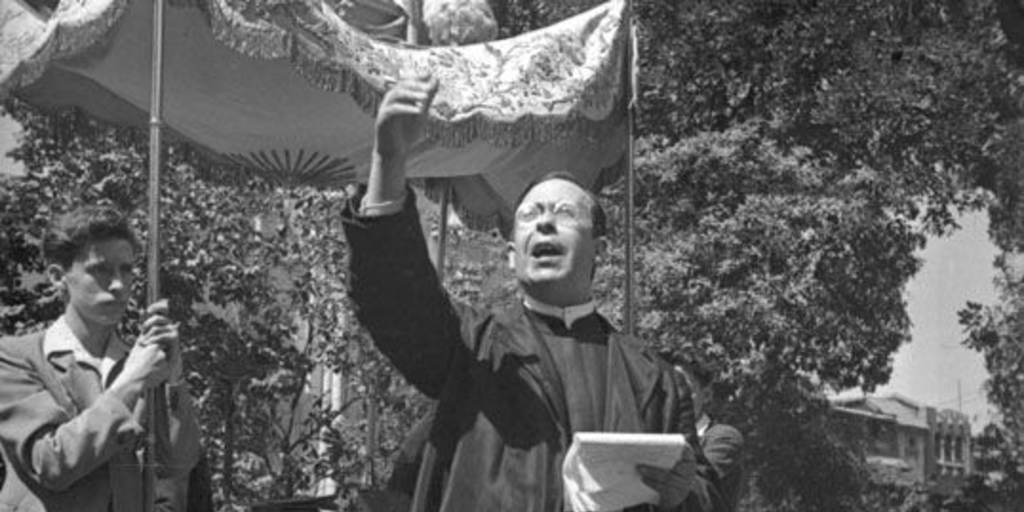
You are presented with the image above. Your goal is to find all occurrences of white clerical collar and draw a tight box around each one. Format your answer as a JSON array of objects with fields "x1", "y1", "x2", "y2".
[
  {"x1": 523, "y1": 296, "x2": 596, "y2": 329},
  {"x1": 43, "y1": 316, "x2": 128, "y2": 385}
]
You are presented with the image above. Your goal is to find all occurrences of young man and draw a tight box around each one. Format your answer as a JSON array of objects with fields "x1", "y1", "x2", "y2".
[
  {"x1": 671, "y1": 355, "x2": 745, "y2": 512},
  {"x1": 342, "y1": 73, "x2": 726, "y2": 511},
  {"x1": 0, "y1": 205, "x2": 201, "y2": 511}
]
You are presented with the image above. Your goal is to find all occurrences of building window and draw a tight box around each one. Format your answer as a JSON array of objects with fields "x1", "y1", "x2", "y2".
[
  {"x1": 955, "y1": 437, "x2": 963, "y2": 462},
  {"x1": 935, "y1": 433, "x2": 942, "y2": 460}
]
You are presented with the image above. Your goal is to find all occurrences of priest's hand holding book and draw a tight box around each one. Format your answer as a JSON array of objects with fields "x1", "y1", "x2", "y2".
[{"x1": 637, "y1": 443, "x2": 697, "y2": 511}]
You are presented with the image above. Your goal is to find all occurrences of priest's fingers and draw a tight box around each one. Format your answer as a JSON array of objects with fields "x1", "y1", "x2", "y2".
[
  {"x1": 382, "y1": 104, "x2": 428, "y2": 119},
  {"x1": 671, "y1": 445, "x2": 697, "y2": 474},
  {"x1": 397, "y1": 70, "x2": 434, "y2": 83},
  {"x1": 637, "y1": 464, "x2": 672, "y2": 489},
  {"x1": 421, "y1": 75, "x2": 439, "y2": 108},
  {"x1": 637, "y1": 461, "x2": 694, "y2": 510},
  {"x1": 388, "y1": 73, "x2": 436, "y2": 96}
]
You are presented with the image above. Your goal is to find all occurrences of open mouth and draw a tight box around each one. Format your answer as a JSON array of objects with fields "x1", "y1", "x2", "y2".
[{"x1": 530, "y1": 242, "x2": 564, "y2": 259}]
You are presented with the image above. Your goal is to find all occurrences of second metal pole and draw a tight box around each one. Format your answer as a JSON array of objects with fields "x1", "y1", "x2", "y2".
[
  {"x1": 143, "y1": 0, "x2": 166, "y2": 509},
  {"x1": 624, "y1": 12, "x2": 637, "y2": 337}
]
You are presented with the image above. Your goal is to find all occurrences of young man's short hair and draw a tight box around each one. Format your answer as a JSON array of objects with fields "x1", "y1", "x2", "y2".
[
  {"x1": 43, "y1": 205, "x2": 141, "y2": 268},
  {"x1": 506, "y1": 171, "x2": 607, "y2": 240},
  {"x1": 661, "y1": 349, "x2": 714, "y2": 389}
]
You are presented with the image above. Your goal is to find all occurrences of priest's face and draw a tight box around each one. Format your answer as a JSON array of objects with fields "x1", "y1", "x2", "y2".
[{"x1": 507, "y1": 178, "x2": 598, "y2": 307}]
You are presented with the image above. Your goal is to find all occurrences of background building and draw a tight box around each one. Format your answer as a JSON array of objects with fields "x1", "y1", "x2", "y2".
[{"x1": 831, "y1": 394, "x2": 972, "y2": 494}]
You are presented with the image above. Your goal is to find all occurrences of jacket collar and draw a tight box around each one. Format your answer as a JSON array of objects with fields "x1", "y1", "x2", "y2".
[
  {"x1": 43, "y1": 316, "x2": 129, "y2": 381},
  {"x1": 522, "y1": 296, "x2": 596, "y2": 329}
]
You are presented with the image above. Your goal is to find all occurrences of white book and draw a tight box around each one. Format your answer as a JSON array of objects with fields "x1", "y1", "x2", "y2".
[{"x1": 562, "y1": 432, "x2": 688, "y2": 512}]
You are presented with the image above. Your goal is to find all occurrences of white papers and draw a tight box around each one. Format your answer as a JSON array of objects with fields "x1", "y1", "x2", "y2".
[{"x1": 562, "y1": 432, "x2": 688, "y2": 512}]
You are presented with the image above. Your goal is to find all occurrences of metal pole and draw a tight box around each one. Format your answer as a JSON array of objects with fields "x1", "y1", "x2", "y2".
[
  {"x1": 365, "y1": 381, "x2": 378, "y2": 487},
  {"x1": 144, "y1": 0, "x2": 166, "y2": 509},
  {"x1": 147, "y1": 0, "x2": 165, "y2": 323},
  {"x1": 624, "y1": 3, "x2": 637, "y2": 337},
  {"x1": 407, "y1": 0, "x2": 422, "y2": 45},
  {"x1": 436, "y1": 184, "x2": 450, "y2": 277},
  {"x1": 957, "y1": 380, "x2": 962, "y2": 414}
]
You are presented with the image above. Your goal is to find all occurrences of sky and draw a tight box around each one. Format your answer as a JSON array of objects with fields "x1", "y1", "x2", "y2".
[
  {"x1": 0, "y1": 110, "x2": 1002, "y2": 428},
  {"x1": 875, "y1": 211, "x2": 998, "y2": 428}
]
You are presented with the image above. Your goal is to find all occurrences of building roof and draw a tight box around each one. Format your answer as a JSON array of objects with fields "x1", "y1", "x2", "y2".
[
  {"x1": 832, "y1": 405, "x2": 895, "y2": 422},
  {"x1": 866, "y1": 455, "x2": 913, "y2": 471},
  {"x1": 831, "y1": 393, "x2": 930, "y2": 430}
]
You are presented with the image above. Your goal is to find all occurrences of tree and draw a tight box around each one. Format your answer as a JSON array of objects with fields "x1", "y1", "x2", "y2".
[
  {"x1": 617, "y1": 1, "x2": 1017, "y2": 510},
  {"x1": 594, "y1": 125, "x2": 922, "y2": 511},
  {"x1": 957, "y1": 6, "x2": 1024, "y2": 496},
  {"x1": 961, "y1": 298, "x2": 1024, "y2": 510}
]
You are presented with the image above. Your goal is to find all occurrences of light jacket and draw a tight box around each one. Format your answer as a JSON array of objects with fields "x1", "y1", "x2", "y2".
[{"x1": 0, "y1": 330, "x2": 201, "y2": 512}]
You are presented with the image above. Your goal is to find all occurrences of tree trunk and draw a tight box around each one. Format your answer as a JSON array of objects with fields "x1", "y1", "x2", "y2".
[{"x1": 224, "y1": 379, "x2": 237, "y2": 502}]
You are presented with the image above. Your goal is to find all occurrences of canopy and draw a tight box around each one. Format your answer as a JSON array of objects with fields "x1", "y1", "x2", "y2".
[{"x1": 1, "y1": 0, "x2": 629, "y2": 230}]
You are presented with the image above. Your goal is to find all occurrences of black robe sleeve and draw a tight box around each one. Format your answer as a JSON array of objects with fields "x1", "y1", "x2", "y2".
[{"x1": 342, "y1": 188, "x2": 484, "y2": 398}]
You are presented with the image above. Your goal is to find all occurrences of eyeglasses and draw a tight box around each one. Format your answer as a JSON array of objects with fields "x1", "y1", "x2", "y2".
[{"x1": 514, "y1": 201, "x2": 590, "y2": 226}]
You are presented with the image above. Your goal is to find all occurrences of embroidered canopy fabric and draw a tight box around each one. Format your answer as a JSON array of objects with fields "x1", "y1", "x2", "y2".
[{"x1": 1, "y1": 0, "x2": 628, "y2": 230}]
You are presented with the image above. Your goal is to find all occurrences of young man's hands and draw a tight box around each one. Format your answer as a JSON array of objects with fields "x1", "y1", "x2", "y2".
[{"x1": 108, "y1": 299, "x2": 181, "y2": 409}]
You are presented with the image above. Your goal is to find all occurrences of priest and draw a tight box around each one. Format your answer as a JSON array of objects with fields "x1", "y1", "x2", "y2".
[{"x1": 342, "y1": 72, "x2": 726, "y2": 512}]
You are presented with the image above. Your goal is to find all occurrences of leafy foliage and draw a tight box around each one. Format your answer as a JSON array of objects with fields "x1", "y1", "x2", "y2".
[
  {"x1": 956, "y1": 2, "x2": 1024, "y2": 492},
  {"x1": 960, "y1": 296, "x2": 1024, "y2": 510},
  {"x1": 604, "y1": 1, "x2": 1020, "y2": 510},
  {"x1": 955, "y1": 422, "x2": 1024, "y2": 510},
  {"x1": 638, "y1": 0, "x2": 1008, "y2": 232},
  {"x1": 596, "y1": 124, "x2": 924, "y2": 511}
]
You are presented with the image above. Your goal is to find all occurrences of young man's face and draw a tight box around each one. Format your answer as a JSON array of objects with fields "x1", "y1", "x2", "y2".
[
  {"x1": 52, "y1": 238, "x2": 137, "y2": 328},
  {"x1": 507, "y1": 178, "x2": 598, "y2": 306}
]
